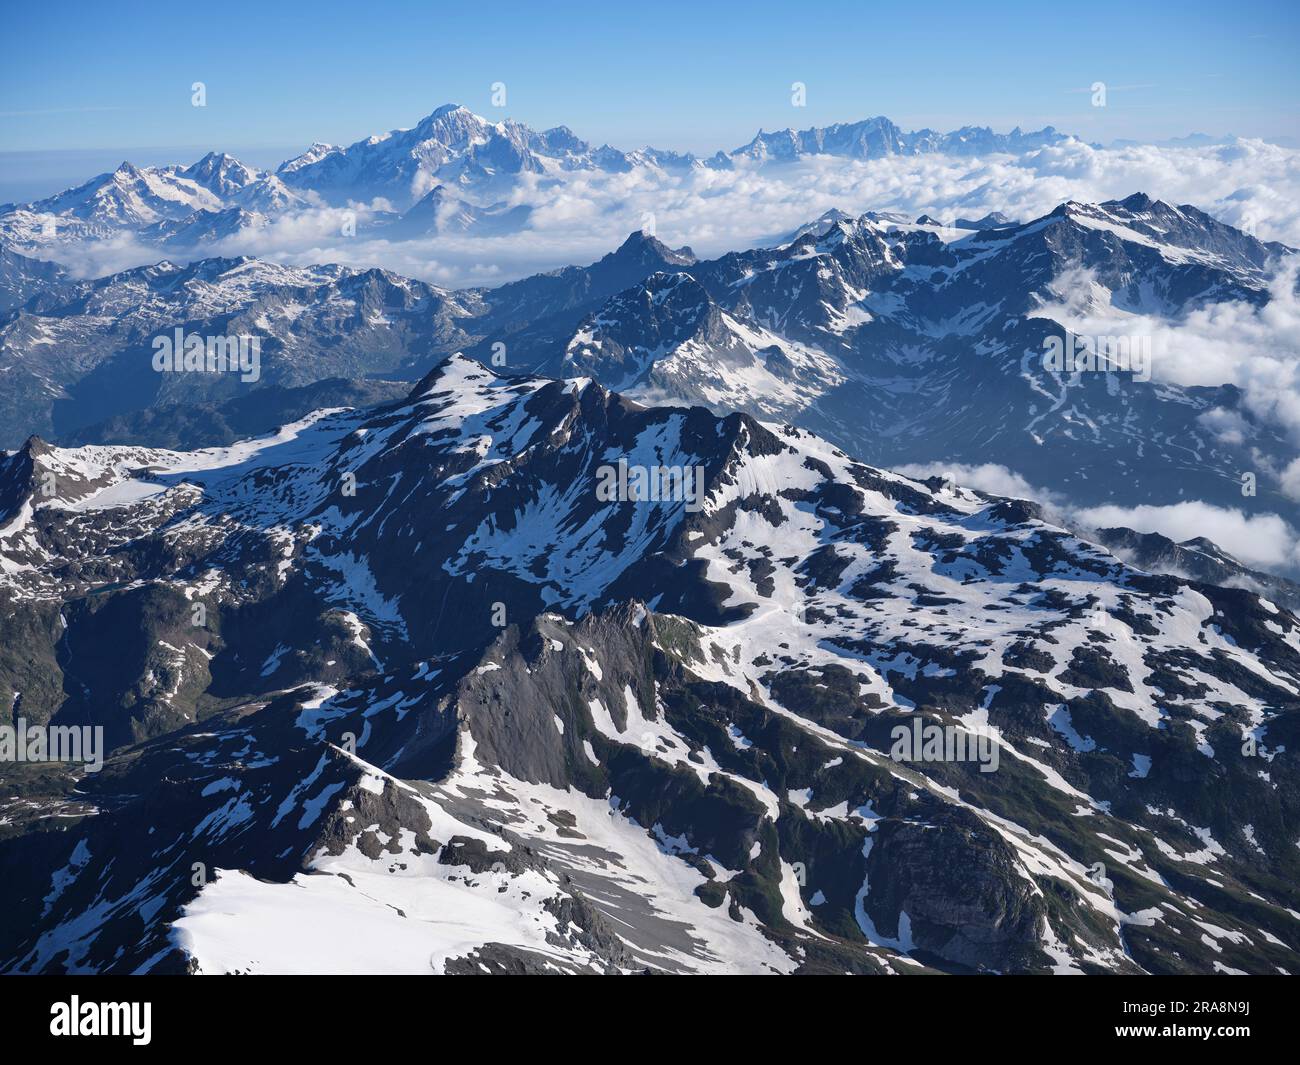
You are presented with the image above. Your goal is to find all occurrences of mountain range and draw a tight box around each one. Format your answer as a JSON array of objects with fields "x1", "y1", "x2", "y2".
[
  {"x1": 542, "y1": 195, "x2": 1298, "y2": 531},
  {"x1": 3, "y1": 106, "x2": 1300, "y2": 977},
  {"x1": 3, "y1": 192, "x2": 1295, "y2": 563},
  {"x1": 0, "y1": 106, "x2": 1075, "y2": 249},
  {"x1": 2, "y1": 355, "x2": 1297, "y2": 973}
]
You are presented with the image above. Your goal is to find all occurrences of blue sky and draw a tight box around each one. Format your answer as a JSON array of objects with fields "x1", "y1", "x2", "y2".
[{"x1": 2, "y1": 0, "x2": 1297, "y2": 199}]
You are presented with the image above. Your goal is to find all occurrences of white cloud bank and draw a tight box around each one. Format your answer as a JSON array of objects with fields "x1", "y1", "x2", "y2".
[
  {"x1": 893, "y1": 461, "x2": 1064, "y2": 505},
  {"x1": 1032, "y1": 259, "x2": 1300, "y2": 449},
  {"x1": 895, "y1": 460, "x2": 1300, "y2": 577},
  {"x1": 1071, "y1": 501, "x2": 1300, "y2": 574}
]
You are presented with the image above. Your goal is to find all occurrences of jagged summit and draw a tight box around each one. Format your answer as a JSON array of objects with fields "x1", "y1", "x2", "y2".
[{"x1": 609, "y1": 228, "x2": 697, "y2": 265}]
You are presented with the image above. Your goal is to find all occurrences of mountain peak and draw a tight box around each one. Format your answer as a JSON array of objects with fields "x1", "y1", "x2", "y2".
[
  {"x1": 1117, "y1": 191, "x2": 1156, "y2": 211},
  {"x1": 613, "y1": 229, "x2": 697, "y2": 265},
  {"x1": 182, "y1": 151, "x2": 261, "y2": 193},
  {"x1": 416, "y1": 103, "x2": 487, "y2": 129},
  {"x1": 407, "y1": 349, "x2": 540, "y2": 404}
]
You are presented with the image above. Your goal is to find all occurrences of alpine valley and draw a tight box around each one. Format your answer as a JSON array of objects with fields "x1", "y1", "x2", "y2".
[{"x1": 2, "y1": 106, "x2": 1299, "y2": 976}]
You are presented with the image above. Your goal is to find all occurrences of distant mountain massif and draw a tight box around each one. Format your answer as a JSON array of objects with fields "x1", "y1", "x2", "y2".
[{"x1": 0, "y1": 106, "x2": 1074, "y2": 249}]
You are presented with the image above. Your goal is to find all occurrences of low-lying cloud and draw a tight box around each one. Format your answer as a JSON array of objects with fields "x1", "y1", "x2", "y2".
[
  {"x1": 893, "y1": 461, "x2": 1064, "y2": 505},
  {"x1": 1071, "y1": 500, "x2": 1300, "y2": 575},
  {"x1": 1031, "y1": 258, "x2": 1300, "y2": 501},
  {"x1": 896, "y1": 460, "x2": 1300, "y2": 578}
]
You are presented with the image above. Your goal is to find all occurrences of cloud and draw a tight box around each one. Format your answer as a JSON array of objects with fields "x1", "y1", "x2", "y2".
[
  {"x1": 1069, "y1": 500, "x2": 1300, "y2": 574},
  {"x1": 895, "y1": 460, "x2": 1300, "y2": 577},
  {"x1": 1279, "y1": 458, "x2": 1300, "y2": 503},
  {"x1": 893, "y1": 461, "x2": 1062, "y2": 504},
  {"x1": 1031, "y1": 258, "x2": 1300, "y2": 464}
]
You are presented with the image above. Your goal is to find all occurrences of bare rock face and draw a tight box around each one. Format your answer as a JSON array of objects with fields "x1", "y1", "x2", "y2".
[{"x1": 862, "y1": 807, "x2": 1051, "y2": 972}]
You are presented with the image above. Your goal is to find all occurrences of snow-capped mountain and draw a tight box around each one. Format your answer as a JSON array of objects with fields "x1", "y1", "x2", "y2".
[
  {"x1": 180, "y1": 152, "x2": 265, "y2": 199},
  {"x1": 465, "y1": 229, "x2": 697, "y2": 336},
  {"x1": 140, "y1": 206, "x2": 271, "y2": 247},
  {"x1": 1093, "y1": 526, "x2": 1300, "y2": 614},
  {"x1": 559, "y1": 270, "x2": 848, "y2": 417},
  {"x1": 379, "y1": 185, "x2": 533, "y2": 239},
  {"x1": 0, "y1": 230, "x2": 696, "y2": 448},
  {"x1": 733, "y1": 116, "x2": 1069, "y2": 162},
  {"x1": 0, "y1": 244, "x2": 74, "y2": 312},
  {"x1": 273, "y1": 106, "x2": 1073, "y2": 209},
  {"x1": 0, "y1": 155, "x2": 314, "y2": 251},
  {"x1": 537, "y1": 195, "x2": 1299, "y2": 531},
  {"x1": 1, "y1": 355, "x2": 1297, "y2": 974},
  {"x1": 4, "y1": 193, "x2": 1294, "y2": 542},
  {"x1": 273, "y1": 104, "x2": 618, "y2": 207},
  {"x1": 0, "y1": 255, "x2": 479, "y2": 443},
  {"x1": 0, "y1": 162, "x2": 222, "y2": 244},
  {"x1": 0, "y1": 106, "x2": 1077, "y2": 253}
]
